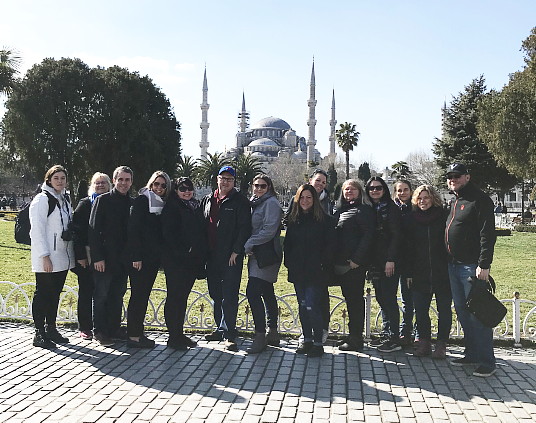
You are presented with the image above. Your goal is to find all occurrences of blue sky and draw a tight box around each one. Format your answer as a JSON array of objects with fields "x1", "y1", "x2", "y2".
[{"x1": 2, "y1": 1, "x2": 534, "y2": 170}]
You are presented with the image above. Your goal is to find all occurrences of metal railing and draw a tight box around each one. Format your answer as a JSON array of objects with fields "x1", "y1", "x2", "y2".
[{"x1": 1, "y1": 281, "x2": 535, "y2": 346}]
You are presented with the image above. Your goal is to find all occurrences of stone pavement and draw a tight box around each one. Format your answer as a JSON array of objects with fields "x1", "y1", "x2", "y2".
[{"x1": 1, "y1": 323, "x2": 535, "y2": 423}]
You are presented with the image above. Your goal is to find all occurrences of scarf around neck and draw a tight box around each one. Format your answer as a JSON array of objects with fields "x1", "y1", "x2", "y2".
[{"x1": 140, "y1": 187, "x2": 165, "y2": 215}]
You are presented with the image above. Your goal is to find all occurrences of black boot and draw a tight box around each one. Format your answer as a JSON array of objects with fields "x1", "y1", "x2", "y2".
[
  {"x1": 45, "y1": 326, "x2": 69, "y2": 344},
  {"x1": 33, "y1": 328, "x2": 56, "y2": 349}
]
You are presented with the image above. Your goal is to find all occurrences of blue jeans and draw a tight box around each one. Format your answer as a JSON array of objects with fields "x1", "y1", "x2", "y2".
[
  {"x1": 93, "y1": 264, "x2": 128, "y2": 337},
  {"x1": 207, "y1": 257, "x2": 243, "y2": 341},
  {"x1": 246, "y1": 277, "x2": 278, "y2": 333},
  {"x1": 373, "y1": 273, "x2": 400, "y2": 339},
  {"x1": 293, "y1": 282, "x2": 324, "y2": 344},
  {"x1": 448, "y1": 263, "x2": 496, "y2": 369},
  {"x1": 399, "y1": 276, "x2": 415, "y2": 338},
  {"x1": 412, "y1": 290, "x2": 452, "y2": 341}
]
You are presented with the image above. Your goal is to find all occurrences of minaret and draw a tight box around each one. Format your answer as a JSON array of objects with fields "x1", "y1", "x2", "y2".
[
  {"x1": 236, "y1": 91, "x2": 249, "y2": 149},
  {"x1": 199, "y1": 67, "x2": 210, "y2": 158},
  {"x1": 306, "y1": 60, "x2": 317, "y2": 164},
  {"x1": 329, "y1": 88, "x2": 337, "y2": 161},
  {"x1": 238, "y1": 91, "x2": 249, "y2": 133}
]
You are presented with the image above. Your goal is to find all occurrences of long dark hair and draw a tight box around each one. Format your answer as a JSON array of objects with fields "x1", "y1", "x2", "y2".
[
  {"x1": 365, "y1": 176, "x2": 391, "y2": 203},
  {"x1": 288, "y1": 184, "x2": 324, "y2": 224}
]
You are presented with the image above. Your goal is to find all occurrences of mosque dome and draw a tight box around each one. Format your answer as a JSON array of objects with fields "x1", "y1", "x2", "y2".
[
  {"x1": 251, "y1": 116, "x2": 291, "y2": 130},
  {"x1": 248, "y1": 138, "x2": 279, "y2": 147},
  {"x1": 292, "y1": 150, "x2": 307, "y2": 159}
]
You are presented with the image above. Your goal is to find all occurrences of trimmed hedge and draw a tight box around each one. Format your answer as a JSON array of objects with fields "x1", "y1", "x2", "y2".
[
  {"x1": 495, "y1": 228, "x2": 512, "y2": 236},
  {"x1": 514, "y1": 224, "x2": 536, "y2": 233}
]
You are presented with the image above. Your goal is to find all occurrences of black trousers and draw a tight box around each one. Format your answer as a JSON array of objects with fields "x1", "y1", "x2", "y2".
[
  {"x1": 74, "y1": 264, "x2": 94, "y2": 332},
  {"x1": 162, "y1": 260, "x2": 196, "y2": 340},
  {"x1": 126, "y1": 260, "x2": 160, "y2": 337},
  {"x1": 33, "y1": 270, "x2": 68, "y2": 329},
  {"x1": 338, "y1": 267, "x2": 367, "y2": 339}
]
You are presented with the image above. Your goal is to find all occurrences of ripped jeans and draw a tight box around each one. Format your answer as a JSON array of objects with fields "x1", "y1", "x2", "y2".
[{"x1": 293, "y1": 282, "x2": 324, "y2": 345}]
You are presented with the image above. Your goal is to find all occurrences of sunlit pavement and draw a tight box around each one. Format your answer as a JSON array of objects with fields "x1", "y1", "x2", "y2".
[{"x1": 1, "y1": 323, "x2": 535, "y2": 422}]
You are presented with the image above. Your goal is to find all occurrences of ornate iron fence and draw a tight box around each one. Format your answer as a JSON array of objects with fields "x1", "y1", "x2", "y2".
[{"x1": 1, "y1": 281, "x2": 535, "y2": 346}]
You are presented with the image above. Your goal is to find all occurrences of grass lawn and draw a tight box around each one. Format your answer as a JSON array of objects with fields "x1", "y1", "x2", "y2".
[{"x1": 1, "y1": 218, "x2": 535, "y2": 337}]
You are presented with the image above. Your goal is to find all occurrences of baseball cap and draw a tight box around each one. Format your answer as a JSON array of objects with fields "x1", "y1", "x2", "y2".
[
  {"x1": 218, "y1": 166, "x2": 236, "y2": 177},
  {"x1": 447, "y1": 163, "x2": 468, "y2": 177}
]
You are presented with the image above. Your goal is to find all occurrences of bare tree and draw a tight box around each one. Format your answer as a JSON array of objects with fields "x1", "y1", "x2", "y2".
[{"x1": 405, "y1": 150, "x2": 441, "y2": 187}]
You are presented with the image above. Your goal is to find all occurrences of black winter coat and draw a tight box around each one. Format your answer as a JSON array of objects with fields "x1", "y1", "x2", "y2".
[
  {"x1": 370, "y1": 199, "x2": 402, "y2": 272},
  {"x1": 403, "y1": 207, "x2": 450, "y2": 295},
  {"x1": 445, "y1": 182, "x2": 496, "y2": 268},
  {"x1": 333, "y1": 201, "x2": 375, "y2": 267},
  {"x1": 127, "y1": 194, "x2": 164, "y2": 264},
  {"x1": 284, "y1": 212, "x2": 335, "y2": 286},
  {"x1": 88, "y1": 188, "x2": 133, "y2": 270},
  {"x1": 201, "y1": 188, "x2": 251, "y2": 268},
  {"x1": 72, "y1": 197, "x2": 91, "y2": 261},
  {"x1": 161, "y1": 192, "x2": 207, "y2": 269}
]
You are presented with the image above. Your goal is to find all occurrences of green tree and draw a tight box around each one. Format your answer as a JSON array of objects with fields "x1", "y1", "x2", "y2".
[
  {"x1": 0, "y1": 47, "x2": 21, "y2": 96},
  {"x1": 478, "y1": 27, "x2": 536, "y2": 179},
  {"x1": 390, "y1": 161, "x2": 412, "y2": 180},
  {"x1": 327, "y1": 162, "x2": 338, "y2": 197},
  {"x1": 336, "y1": 122, "x2": 360, "y2": 179},
  {"x1": 433, "y1": 76, "x2": 517, "y2": 192},
  {"x1": 176, "y1": 155, "x2": 197, "y2": 179},
  {"x1": 357, "y1": 162, "x2": 371, "y2": 182},
  {"x1": 1, "y1": 58, "x2": 181, "y2": 191},
  {"x1": 233, "y1": 153, "x2": 264, "y2": 194},
  {"x1": 196, "y1": 152, "x2": 231, "y2": 190}
]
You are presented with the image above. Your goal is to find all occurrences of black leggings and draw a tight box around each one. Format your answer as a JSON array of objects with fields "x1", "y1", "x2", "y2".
[
  {"x1": 127, "y1": 260, "x2": 160, "y2": 337},
  {"x1": 33, "y1": 270, "x2": 68, "y2": 329},
  {"x1": 162, "y1": 261, "x2": 196, "y2": 340}
]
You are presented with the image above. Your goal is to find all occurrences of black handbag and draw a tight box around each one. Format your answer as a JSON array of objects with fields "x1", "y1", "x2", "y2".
[
  {"x1": 466, "y1": 276, "x2": 507, "y2": 328},
  {"x1": 253, "y1": 238, "x2": 280, "y2": 269}
]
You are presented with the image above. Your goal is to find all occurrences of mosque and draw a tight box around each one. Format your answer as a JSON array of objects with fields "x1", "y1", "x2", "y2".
[{"x1": 199, "y1": 62, "x2": 337, "y2": 165}]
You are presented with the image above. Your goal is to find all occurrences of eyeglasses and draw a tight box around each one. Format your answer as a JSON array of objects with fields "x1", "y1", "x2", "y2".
[
  {"x1": 218, "y1": 176, "x2": 235, "y2": 182},
  {"x1": 94, "y1": 181, "x2": 108, "y2": 186},
  {"x1": 368, "y1": 186, "x2": 384, "y2": 191},
  {"x1": 178, "y1": 186, "x2": 194, "y2": 192},
  {"x1": 153, "y1": 182, "x2": 167, "y2": 189},
  {"x1": 253, "y1": 183, "x2": 267, "y2": 189}
]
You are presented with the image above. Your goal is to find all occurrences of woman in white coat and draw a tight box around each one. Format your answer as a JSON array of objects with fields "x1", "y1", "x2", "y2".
[{"x1": 29, "y1": 165, "x2": 75, "y2": 349}]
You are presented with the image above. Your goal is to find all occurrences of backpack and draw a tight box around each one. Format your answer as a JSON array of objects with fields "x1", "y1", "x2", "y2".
[{"x1": 14, "y1": 191, "x2": 59, "y2": 245}]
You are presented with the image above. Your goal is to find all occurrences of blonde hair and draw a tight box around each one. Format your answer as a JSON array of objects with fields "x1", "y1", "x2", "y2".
[
  {"x1": 411, "y1": 184, "x2": 443, "y2": 208},
  {"x1": 88, "y1": 172, "x2": 112, "y2": 196},
  {"x1": 341, "y1": 179, "x2": 371, "y2": 206},
  {"x1": 146, "y1": 170, "x2": 171, "y2": 200}
]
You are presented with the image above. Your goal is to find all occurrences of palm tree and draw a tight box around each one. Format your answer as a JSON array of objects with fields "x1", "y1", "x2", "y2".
[
  {"x1": 0, "y1": 47, "x2": 22, "y2": 96},
  {"x1": 196, "y1": 152, "x2": 231, "y2": 190},
  {"x1": 336, "y1": 122, "x2": 360, "y2": 179},
  {"x1": 233, "y1": 153, "x2": 265, "y2": 194},
  {"x1": 390, "y1": 161, "x2": 412, "y2": 180},
  {"x1": 176, "y1": 155, "x2": 197, "y2": 179}
]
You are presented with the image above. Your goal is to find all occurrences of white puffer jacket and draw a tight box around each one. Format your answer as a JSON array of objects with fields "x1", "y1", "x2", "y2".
[{"x1": 29, "y1": 184, "x2": 75, "y2": 273}]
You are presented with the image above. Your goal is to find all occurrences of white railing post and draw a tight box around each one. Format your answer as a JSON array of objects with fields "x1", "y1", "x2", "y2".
[
  {"x1": 364, "y1": 288, "x2": 372, "y2": 340},
  {"x1": 513, "y1": 291, "x2": 522, "y2": 347}
]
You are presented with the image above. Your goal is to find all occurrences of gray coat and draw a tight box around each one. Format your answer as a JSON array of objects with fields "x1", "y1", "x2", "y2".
[{"x1": 244, "y1": 194, "x2": 283, "y2": 283}]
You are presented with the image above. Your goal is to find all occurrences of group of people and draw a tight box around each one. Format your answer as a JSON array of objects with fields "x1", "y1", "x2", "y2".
[{"x1": 28, "y1": 161, "x2": 497, "y2": 377}]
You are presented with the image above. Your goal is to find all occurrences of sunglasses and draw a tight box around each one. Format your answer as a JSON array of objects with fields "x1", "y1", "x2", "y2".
[
  {"x1": 153, "y1": 182, "x2": 167, "y2": 189},
  {"x1": 253, "y1": 183, "x2": 268, "y2": 189},
  {"x1": 368, "y1": 186, "x2": 384, "y2": 191},
  {"x1": 178, "y1": 186, "x2": 194, "y2": 192}
]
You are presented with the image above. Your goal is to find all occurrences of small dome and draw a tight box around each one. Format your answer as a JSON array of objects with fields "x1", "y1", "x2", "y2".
[
  {"x1": 293, "y1": 150, "x2": 307, "y2": 159},
  {"x1": 248, "y1": 137, "x2": 279, "y2": 147},
  {"x1": 251, "y1": 116, "x2": 291, "y2": 130}
]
